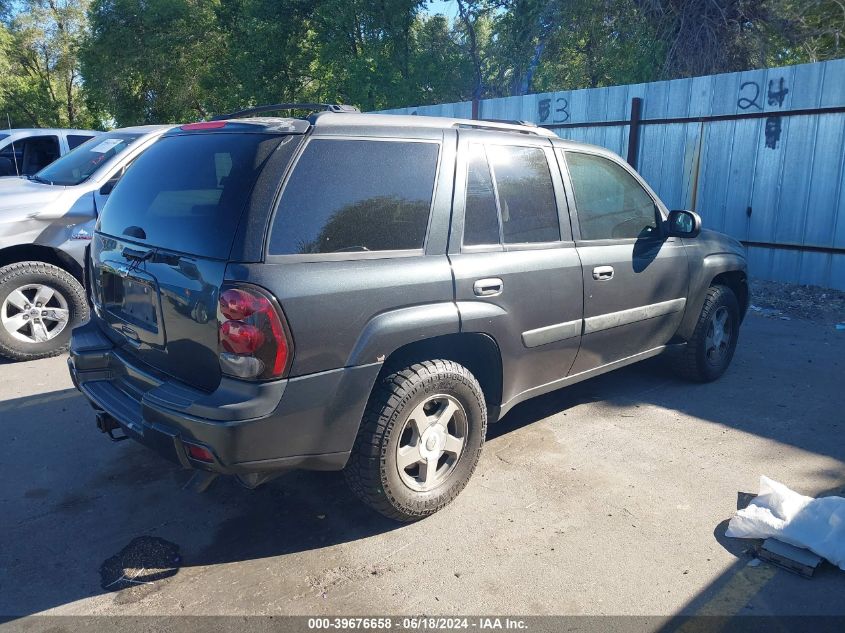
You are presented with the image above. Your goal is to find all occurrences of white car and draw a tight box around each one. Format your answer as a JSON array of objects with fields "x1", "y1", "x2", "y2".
[
  {"x1": 0, "y1": 125, "x2": 172, "y2": 360},
  {"x1": 0, "y1": 128, "x2": 101, "y2": 177}
]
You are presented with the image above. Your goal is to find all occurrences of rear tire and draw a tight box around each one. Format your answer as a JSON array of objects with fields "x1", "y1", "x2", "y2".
[
  {"x1": 0, "y1": 261, "x2": 88, "y2": 361},
  {"x1": 344, "y1": 360, "x2": 486, "y2": 522},
  {"x1": 672, "y1": 284, "x2": 740, "y2": 382}
]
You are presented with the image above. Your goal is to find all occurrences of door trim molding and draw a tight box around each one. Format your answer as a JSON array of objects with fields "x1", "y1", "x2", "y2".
[
  {"x1": 498, "y1": 343, "x2": 683, "y2": 419},
  {"x1": 521, "y1": 319, "x2": 581, "y2": 348},
  {"x1": 584, "y1": 297, "x2": 686, "y2": 334},
  {"x1": 520, "y1": 296, "x2": 686, "y2": 347}
]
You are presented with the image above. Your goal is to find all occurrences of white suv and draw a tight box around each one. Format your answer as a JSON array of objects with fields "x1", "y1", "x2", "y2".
[
  {"x1": 0, "y1": 129, "x2": 101, "y2": 177},
  {"x1": 0, "y1": 125, "x2": 172, "y2": 360}
]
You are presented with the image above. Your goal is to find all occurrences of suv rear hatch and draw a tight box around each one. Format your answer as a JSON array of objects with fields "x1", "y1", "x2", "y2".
[{"x1": 91, "y1": 126, "x2": 302, "y2": 392}]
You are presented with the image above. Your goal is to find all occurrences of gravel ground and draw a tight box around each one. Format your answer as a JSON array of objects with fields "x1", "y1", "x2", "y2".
[{"x1": 750, "y1": 279, "x2": 845, "y2": 325}]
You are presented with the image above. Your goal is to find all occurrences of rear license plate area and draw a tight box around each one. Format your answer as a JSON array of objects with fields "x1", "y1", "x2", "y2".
[{"x1": 102, "y1": 270, "x2": 158, "y2": 330}]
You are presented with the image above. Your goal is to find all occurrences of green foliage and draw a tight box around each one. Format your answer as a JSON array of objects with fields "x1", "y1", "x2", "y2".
[
  {"x1": 0, "y1": 0, "x2": 100, "y2": 128},
  {"x1": 765, "y1": 0, "x2": 845, "y2": 64},
  {"x1": 80, "y1": 0, "x2": 226, "y2": 124},
  {"x1": 2, "y1": 0, "x2": 845, "y2": 127},
  {"x1": 489, "y1": 0, "x2": 664, "y2": 94}
]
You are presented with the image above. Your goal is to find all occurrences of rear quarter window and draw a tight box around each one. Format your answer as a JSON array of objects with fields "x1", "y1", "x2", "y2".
[
  {"x1": 98, "y1": 133, "x2": 286, "y2": 258},
  {"x1": 268, "y1": 139, "x2": 439, "y2": 255}
]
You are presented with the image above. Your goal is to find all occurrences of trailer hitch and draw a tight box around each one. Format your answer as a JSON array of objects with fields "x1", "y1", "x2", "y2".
[{"x1": 95, "y1": 411, "x2": 128, "y2": 442}]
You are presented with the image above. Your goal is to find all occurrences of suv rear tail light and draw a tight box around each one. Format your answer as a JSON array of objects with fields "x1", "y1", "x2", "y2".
[{"x1": 217, "y1": 284, "x2": 292, "y2": 380}]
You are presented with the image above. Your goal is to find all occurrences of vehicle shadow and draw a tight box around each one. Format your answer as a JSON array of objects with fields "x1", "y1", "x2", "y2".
[
  {"x1": 4, "y1": 376, "x2": 598, "y2": 617},
  {"x1": 1, "y1": 388, "x2": 409, "y2": 615}
]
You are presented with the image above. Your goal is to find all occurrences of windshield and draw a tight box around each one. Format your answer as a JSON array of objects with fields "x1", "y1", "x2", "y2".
[
  {"x1": 34, "y1": 132, "x2": 142, "y2": 186},
  {"x1": 0, "y1": 133, "x2": 8, "y2": 142}
]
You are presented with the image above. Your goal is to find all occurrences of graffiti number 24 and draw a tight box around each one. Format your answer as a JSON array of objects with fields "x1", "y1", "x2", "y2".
[{"x1": 737, "y1": 78, "x2": 790, "y2": 111}]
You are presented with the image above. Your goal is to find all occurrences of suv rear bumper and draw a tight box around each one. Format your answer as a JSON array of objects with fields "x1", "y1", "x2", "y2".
[{"x1": 68, "y1": 320, "x2": 380, "y2": 474}]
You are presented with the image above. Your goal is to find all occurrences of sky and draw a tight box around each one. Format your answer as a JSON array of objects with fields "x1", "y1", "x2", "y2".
[{"x1": 425, "y1": 0, "x2": 460, "y2": 21}]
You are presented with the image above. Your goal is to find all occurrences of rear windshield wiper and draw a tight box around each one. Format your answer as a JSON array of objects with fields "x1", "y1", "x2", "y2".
[
  {"x1": 122, "y1": 247, "x2": 154, "y2": 262},
  {"x1": 121, "y1": 246, "x2": 156, "y2": 273}
]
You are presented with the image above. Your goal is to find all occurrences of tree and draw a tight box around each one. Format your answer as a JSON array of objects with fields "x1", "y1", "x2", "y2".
[
  {"x1": 81, "y1": 0, "x2": 226, "y2": 125},
  {"x1": 455, "y1": 0, "x2": 488, "y2": 103},
  {"x1": 768, "y1": 0, "x2": 845, "y2": 63},
  {"x1": 487, "y1": 0, "x2": 559, "y2": 96},
  {"x1": 0, "y1": 0, "x2": 98, "y2": 128},
  {"x1": 307, "y1": 0, "x2": 432, "y2": 110},
  {"x1": 210, "y1": 0, "x2": 320, "y2": 110},
  {"x1": 531, "y1": 0, "x2": 663, "y2": 90},
  {"x1": 407, "y1": 14, "x2": 473, "y2": 105},
  {"x1": 636, "y1": 0, "x2": 776, "y2": 78}
]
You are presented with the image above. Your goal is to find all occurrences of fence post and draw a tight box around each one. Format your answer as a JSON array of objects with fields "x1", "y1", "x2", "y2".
[{"x1": 626, "y1": 97, "x2": 643, "y2": 169}]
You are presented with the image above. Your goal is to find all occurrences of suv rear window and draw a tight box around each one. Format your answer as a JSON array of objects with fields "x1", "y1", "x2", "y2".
[
  {"x1": 99, "y1": 133, "x2": 285, "y2": 258},
  {"x1": 269, "y1": 139, "x2": 439, "y2": 255}
]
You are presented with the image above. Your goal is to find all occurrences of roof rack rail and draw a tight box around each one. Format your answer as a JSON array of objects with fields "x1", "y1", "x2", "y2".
[
  {"x1": 212, "y1": 103, "x2": 360, "y2": 121},
  {"x1": 479, "y1": 118, "x2": 537, "y2": 127},
  {"x1": 454, "y1": 119, "x2": 556, "y2": 137}
]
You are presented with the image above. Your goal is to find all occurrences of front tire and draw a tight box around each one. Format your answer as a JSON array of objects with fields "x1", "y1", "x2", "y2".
[
  {"x1": 0, "y1": 261, "x2": 89, "y2": 361},
  {"x1": 673, "y1": 284, "x2": 740, "y2": 382},
  {"x1": 344, "y1": 360, "x2": 487, "y2": 522}
]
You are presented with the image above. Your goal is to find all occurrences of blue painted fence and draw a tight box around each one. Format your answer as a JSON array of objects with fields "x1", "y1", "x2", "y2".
[{"x1": 379, "y1": 59, "x2": 845, "y2": 290}]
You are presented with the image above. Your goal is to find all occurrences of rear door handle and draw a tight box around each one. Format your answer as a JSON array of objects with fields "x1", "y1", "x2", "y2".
[
  {"x1": 592, "y1": 265, "x2": 614, "y2": 281},
  {"x1": 473, "y1": 278, "x2": 503, "y2": 297}
]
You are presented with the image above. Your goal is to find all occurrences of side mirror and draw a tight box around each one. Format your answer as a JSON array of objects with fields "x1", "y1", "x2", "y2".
[{"x1": 667, "y1": 210, "x2": 701, "y2": 238}]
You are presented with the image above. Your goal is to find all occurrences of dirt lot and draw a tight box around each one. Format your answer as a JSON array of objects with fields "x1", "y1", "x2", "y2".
[{"x1": 1, "y1": 312, "x2": 844, "y2": 620}]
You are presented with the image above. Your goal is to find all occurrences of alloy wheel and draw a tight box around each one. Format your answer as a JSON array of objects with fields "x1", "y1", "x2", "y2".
[
  {"x1": 395, "y1": 394, "x2": 468, "y2": 492},
  {"x1": 1, "y1": 283, "x2": 70, "y2": 344},
  {"x1": 704, "y1": 306, "x2": 732, "y2": 365}
]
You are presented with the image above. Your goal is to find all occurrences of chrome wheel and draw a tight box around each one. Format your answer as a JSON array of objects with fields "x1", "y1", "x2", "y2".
[
  {"x1": 704, "y1": 306, "x2": 732, "y2": 364},
  {"x1": 396, "y1": 394, "x2": 467, "y2": 492},
  {"x1": 1, "y1": 283, "x2": 70, "y2": 344}
]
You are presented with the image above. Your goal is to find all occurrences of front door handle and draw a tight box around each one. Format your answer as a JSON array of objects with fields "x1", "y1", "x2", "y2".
[
  {"x1": 592, "y1": 265, "x2": 614, "y2": 281},
  {"x1": 473, "y1": 278, "x2": 503, "y2": 297}
]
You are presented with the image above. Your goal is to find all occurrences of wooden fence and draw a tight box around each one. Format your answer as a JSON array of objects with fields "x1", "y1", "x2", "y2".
[{"x1": 379, "y1": 59, "x2": 845, "y2": 290}]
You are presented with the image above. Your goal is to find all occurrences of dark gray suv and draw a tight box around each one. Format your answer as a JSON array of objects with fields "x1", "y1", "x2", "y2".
[{"x1": 68, "y1": 105, "x2": 748, "y2": 521}]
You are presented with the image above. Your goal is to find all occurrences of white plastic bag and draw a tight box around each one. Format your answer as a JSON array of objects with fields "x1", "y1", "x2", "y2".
[{"x1": 725, "y1": 476, "x2": 845, "y2": 571}]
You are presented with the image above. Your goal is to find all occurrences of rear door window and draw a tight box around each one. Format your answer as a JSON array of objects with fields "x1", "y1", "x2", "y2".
[
  {"x1": 461, "y1": 143, "x2": 560, "y2": 247},
  {"x1": 487, "y1": 145, "x2": 560, "y2": 244},
  {"x1": 98, "y1": 133, "x2": 286, "y2": 258},
  {"x1": 20, "y1": 136, "x2": 60, "y2": 175},
  {"x1": 67, "y1": 134, "x2": 96, "y2": 150},
  {"x1": 463, "y1": 144, "x2": 500, "y2": 246},
  {"x1": 269, "y1": 139, "x2": 439, "y2": 255}
]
